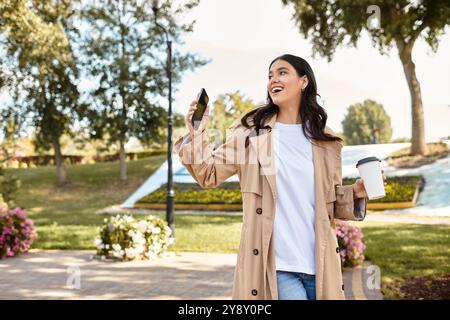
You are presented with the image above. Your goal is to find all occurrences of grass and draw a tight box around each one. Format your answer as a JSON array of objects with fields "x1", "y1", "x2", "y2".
[
  {"x1": 6, "y1": 155, "x2": 166, "y2": 246},
  {"x1": 359, "y1": 221, "x2": 450, "y2": 299}
]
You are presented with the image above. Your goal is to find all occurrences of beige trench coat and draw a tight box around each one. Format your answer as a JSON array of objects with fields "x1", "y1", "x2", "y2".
[{"x1": 174, "y1": 110, "x2": 367, "y2": 300}]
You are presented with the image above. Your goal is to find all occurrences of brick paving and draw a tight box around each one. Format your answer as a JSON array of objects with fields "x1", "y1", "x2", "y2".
[{"x1": 0, "y1": 250, "x2": 382, "y2": 300}]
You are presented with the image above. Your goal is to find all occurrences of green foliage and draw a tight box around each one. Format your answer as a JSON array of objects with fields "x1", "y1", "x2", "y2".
[
  {"x1": 280, "y1": 0, "x2": 450, "y2": 60},
  {"x1": 0, "y1": 0, "x2": 82, "y2": 184},
  {"x1": 341, "y1": 99, "x2": 393, "y2": 145},
  {"x1": 0, "y1": 111, "x2": 21, "y2": 206},
  {"x1": 209, "y1": 91, "x2": 255, "y2": 144},
  {"x1": 139, "y1": 182, "x2": 242, "y2": 204},
  {"x1": 79, "y1": 0, "x2": 208, "y2": 152},
  {"x1": 0, "y1": 168, "x2": 21, "y2": 207}
]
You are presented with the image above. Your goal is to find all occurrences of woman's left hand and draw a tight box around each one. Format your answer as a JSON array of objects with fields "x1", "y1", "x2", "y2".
[{"x1": 353, "y1": 170, "x2": 387, "y2": 199}]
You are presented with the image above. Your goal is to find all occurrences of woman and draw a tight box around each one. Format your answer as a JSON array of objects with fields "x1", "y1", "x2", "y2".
[{"x1": 175, "y1": 54, "x2": 378, "y2": 300}]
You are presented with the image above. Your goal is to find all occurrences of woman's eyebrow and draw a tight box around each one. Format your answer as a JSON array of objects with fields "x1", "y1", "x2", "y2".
[{"x1": 268, "y1": 67, "x2": 289, "y2": 74}]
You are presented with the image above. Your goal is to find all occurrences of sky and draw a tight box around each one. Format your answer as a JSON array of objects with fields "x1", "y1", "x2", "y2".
[{"x1": 173, "y1": 0, "x2": 450, "y2": 141}]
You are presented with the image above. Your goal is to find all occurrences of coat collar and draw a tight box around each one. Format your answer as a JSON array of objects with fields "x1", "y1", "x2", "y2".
[
  {"x1": 248, "y1": 111, "x2": 338, "y2": 202},
  {"x1": 251, "y1": 111, "x2": 334, "y2": 149}
]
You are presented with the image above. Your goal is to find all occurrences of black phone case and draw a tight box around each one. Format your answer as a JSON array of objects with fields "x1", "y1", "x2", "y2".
[{"x1": 191, "y1": 88, "x2": 209, "y2": 129}]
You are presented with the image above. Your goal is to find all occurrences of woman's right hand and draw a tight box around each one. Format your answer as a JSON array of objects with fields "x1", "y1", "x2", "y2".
[{"x1": 184, "y1": 100, "x2": 209, "y2": 138}]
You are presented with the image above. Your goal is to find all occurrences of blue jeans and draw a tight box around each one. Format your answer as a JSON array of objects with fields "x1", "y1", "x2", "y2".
[{"x1": 276, "y1": 270, "x2": 316, "y2": 300}]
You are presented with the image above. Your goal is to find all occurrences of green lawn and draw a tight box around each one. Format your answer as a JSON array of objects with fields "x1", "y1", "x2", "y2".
[
  {"x1": 9, "y1": 155, "x2": 166, "y2": 225},
  {"x1": 5, "y1": 158, "x2": 450, "y2": 299},
  {"x1": 359, "y1": 221, "x2": 450, "y2": 299}
]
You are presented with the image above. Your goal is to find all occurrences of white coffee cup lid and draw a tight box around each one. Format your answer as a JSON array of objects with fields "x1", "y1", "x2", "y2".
[{"x1": 356, "y1": 156, "x2": 381, "y2": 168}]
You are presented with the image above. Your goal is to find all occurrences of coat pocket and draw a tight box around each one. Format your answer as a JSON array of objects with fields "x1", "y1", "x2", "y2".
[
  {"x1": 239, "y1": 164, "x2": 262, "y2": 196},
  {"x1": 325, "y1": 187, "x2": 337, "y2": 221}
]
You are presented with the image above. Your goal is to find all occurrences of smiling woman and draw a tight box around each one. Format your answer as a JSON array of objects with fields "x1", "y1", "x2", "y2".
[{"x1": 175, "y1": 53, "x2": 371, "y2": 300}]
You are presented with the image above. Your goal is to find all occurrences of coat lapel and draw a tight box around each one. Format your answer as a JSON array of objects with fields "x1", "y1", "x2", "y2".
[
  {"x1": 248, "y1": 113, "x2": 278, "y2": 201},
  {"x1": 248, "y1": 112, "x2": 336, "y2": 204}
]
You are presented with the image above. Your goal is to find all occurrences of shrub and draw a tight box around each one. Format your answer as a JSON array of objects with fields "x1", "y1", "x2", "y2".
[
  {"x1": 94, "y1": 214, "x2": 174, "y2": 261},
  {"x1": 335, "y1": 221, "x2": 366, "y2": 268},
  {"x1": 0, "y1": 207, "x2": 37, "y2": 259},
  {"x1": 0, "y1": 167, "x2": 21, "y2": 207}
]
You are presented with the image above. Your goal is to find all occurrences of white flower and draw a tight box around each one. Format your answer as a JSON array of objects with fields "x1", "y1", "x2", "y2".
[
  {"x1": 152, "y1": 227, "x2": 161, "y2": 234},
  {"x1": 168, "y1": 237, "x2": 175, "y2": 245},
  {"x1": 146, "y1": 251, "x2": 157, "y2": 260},
  {"x1": 112, "y1": 250, "x2": 124, "y2": 258},
  {"x1": 134, "y1": 245, "x2": 144, "y2": 255},
  {"x1": 128, "y1": 230, "x2": 135, "y2": 237},
  {"x1": 94, "y1": 238, "x2": 103, "y2": 248},
  {"x1": 125, "y1": 247, "x2": 136, "y2": 259},
  {"x1": 112, "y1": 243, "x2": 122, "y2": 251},
  {"x1": 132, "y1": 233, "x2": 146, "y2": 246},
  {"x1": 137, "y1": 220, "x2": 149, "y2": 233}
]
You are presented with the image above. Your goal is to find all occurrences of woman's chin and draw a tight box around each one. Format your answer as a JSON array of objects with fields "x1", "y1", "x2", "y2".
[{"x1": 272, "y1": 97, "x2": 284, "y2": 105}]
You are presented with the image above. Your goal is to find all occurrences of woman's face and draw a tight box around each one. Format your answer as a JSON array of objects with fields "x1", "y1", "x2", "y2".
[{"x1": 267, "y1": 59, "x2": 307, "y2": 107}]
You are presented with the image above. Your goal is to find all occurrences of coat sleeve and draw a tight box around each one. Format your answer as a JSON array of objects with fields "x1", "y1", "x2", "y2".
[
  {"x1": 333, "y1": 143, "x2": 367, "y2": 221},
  {"x1": 173, "y1": 121, "x2": 242, "y2": 189}
]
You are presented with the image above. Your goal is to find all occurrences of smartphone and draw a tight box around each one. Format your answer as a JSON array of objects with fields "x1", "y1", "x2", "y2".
[{"x1": 191, "y1": 88, "x2": 209, "y2": 130}]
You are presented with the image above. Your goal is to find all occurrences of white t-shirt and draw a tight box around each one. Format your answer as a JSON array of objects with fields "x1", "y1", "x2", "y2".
[{"x1": 273, "y1": 121, "x2": 316, "y2": 275}]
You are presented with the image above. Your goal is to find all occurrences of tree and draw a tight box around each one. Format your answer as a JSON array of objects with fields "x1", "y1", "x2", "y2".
[
  {"x1": 0, "y1": 0, "x2": 81, "y2": 186},
  {"x1": 281, "y1": 0, "x2": 450, "y2": 155},
  {"x1": 342, "y1": 99, "x2": 392, "y2": 145},
  {"x1": 209, "y1": 91, "x2": 255, "y2": 145},
  {"x1": 80, "y1": 0, "x2": 207, "y2": 180}
]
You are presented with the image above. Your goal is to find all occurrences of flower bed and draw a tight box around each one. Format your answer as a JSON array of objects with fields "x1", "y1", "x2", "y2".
[
  {"x1": 0, "y1": 207, "x2": 37, "y2": 259},
  {"x1": 136, "y1": 176, "x2": 423, "y2": 210},
  {"x1": 94, "y1": 214, "x2": 174, "y2": 261}
]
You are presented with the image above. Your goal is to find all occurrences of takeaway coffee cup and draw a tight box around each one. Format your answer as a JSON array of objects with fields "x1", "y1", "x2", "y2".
[{"x1": 356, "y1": 156, "x2": 386, "y2": 200}]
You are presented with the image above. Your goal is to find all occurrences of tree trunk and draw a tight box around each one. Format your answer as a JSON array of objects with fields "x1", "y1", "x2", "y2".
[
  {"x1": 119, "y1": 139, "x2": 127, "y2": 181},
  {"x1": 396, "y1": 42, "x2": 428, "y2": 156},
  {"x1": 52, "y1": 138, "x2": 67, "y2": 186}
]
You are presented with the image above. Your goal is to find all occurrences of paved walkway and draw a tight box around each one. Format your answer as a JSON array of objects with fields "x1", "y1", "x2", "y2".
[{"x1": 0, "y1": 250, "x2": 382, "y2": 300}]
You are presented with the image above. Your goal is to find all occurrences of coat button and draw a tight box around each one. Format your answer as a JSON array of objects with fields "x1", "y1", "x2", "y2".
[
  {"x1": 256, "y1": 208, "x2": 263, "y2": 214},
  {"x1": 251, "y1": 289, "x2": 258, "y2": 296},
  {"x1": 336, "y1": 247, "x2": 340, "y2": 253},
  {"x1": 253, "y1": 249, "x2": 259, "y2": 255},
  {"x1": 342, "y1": 284, "x2": 345, "y2": 291}
]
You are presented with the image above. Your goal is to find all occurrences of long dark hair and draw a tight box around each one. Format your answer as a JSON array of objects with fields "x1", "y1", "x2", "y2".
[{"x1": 241, "y1": 54, "x2": 342, "y2": 145}]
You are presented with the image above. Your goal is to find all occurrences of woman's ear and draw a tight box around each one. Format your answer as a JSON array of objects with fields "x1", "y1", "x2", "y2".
[{"x1": 301, "y1": 75, "x2": 309, "y2": 91}]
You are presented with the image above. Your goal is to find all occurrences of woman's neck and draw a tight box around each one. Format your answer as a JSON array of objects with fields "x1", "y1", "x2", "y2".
[{"x1": 277, "y1": 104, "x2": 302, "y2": 124}]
